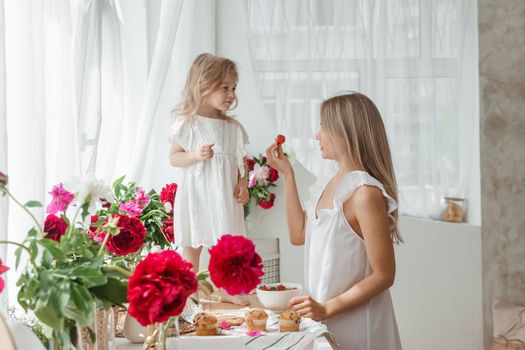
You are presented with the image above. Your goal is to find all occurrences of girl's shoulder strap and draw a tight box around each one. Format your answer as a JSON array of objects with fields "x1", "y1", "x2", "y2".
[{"x1": 335, "y1": 171, "x2": 397, "y2": 215}]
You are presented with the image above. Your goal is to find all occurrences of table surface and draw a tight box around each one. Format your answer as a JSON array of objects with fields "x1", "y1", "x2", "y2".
[{"x1": 115, "y1": 294, "x2": 334, "y2": 349}]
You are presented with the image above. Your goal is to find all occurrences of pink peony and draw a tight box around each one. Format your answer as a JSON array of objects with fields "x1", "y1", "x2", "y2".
[
  {"x1": 119, "y1": 201, "x2": 143, "y2": 218},
  {"x1": 46, "y1": 183, "x2": 74, "y2": 215},
  {"x1": 134, "y1": 188, "x2": 150, "y2": 207}
]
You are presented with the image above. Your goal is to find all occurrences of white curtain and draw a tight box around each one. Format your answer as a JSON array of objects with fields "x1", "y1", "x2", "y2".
[
  {"x1": 246, "y1": 0, "x2": 480, "y2": 221},
  {"x1": 0, "y1": 0, "x2": 185, "y2": 305},
  {"x1": 0, "y1": 0, "x2": 7, "y2": 309}
]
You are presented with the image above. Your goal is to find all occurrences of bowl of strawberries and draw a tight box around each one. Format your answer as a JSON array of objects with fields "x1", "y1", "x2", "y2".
[{"x1": 256, "y1": 282, "x2": 302, "y2": 311}]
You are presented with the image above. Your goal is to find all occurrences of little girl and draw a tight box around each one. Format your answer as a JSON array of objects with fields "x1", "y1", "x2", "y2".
[
  {"x1": 169, "y1": 53, "x2": 250, "y2": 305},
  {"x1": 266, "y1": 92, "x2": 402, "y2": 349}
]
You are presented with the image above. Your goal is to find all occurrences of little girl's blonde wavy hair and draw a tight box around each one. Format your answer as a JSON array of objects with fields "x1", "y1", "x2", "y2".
[
  {"x1": 173, "y1": 53, "x2": 238, "y2": 119},
  {"x1": 320, "y1": 92, "x2": 403, "y2": 243}
]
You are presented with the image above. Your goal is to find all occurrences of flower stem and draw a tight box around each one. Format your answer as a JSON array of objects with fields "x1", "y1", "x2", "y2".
[
  {"x1": 97, "y1": 232, "x2": 111, "y2": 258},
  {"x1": 196, "y1": 269, "x2": 209, "y2": 278},
  {"x1": 140, "y1": 209, "x2": 169, "y2": 221},
  {"x1": 0, "y1": 240, "x2": 36, "y2": 267},
  {"x1": 101, "y1": 264, "x2": 132, "y2": 277},
  {"x1": 5, "y1": 189, "x2": 43, "y2": 235},
  {"x1": 160, "y1": 317, "x2": 173, "y2": 350},
  {"x1": 66, "y1": 204, "x2": 82, "y2": 238}
]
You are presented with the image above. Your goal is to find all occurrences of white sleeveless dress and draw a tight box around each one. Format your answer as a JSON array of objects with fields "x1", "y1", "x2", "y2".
[
  {"x1": 304, "y1": 170, "x2": 402, "y2": 350},
  {"x1": 169, "y1": 115, "x2": 248, "y2": 248}
]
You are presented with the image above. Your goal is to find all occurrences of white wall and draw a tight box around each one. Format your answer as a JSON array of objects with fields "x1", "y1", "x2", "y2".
[
  {"x1": 214, "y1": 2, "x2": 485, "y2": 349},
  {"x1": 393, "y1": 216, "x2": 483, "y2": 350}
]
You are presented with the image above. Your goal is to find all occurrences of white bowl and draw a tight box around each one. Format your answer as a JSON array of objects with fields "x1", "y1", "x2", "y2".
[{"x1": 256, "y1": 282, "x2": 303, "y2": 311}]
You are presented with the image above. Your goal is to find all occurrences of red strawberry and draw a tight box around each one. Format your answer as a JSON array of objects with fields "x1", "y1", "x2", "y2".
[{"x1": 275, "y1": 134, "x2": 286, "y2": 145}]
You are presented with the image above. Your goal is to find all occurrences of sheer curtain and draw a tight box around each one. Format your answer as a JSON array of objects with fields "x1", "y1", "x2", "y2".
[
  {"x1": 0, "y1": 0, "x2": 184, "y2": 305},
  {"x1": 246, "y1": 0, "x2": 480, "y2": 222}
]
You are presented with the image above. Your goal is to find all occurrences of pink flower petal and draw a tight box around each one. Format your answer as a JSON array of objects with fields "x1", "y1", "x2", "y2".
[
  {"x1": 219, "y1": 320, "x2": 232, "y2": 330},
  {"x1": 246, "y1": 330, "x2": 266, "y2": 337},
  {"x1": 47, "y1": 183, "x2": 74, "y2": 214}
]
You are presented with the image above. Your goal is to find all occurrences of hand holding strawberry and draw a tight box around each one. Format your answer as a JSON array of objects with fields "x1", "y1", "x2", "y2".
[
  {"x1": 266, "y1": 134, "x2": 292, "y2": 177},
  {"x1": 275, "y1": 134, "x2": 286, "y2": 145}
]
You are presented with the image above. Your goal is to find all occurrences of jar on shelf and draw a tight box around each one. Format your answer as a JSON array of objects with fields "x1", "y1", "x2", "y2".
[{"x1": 441, "y1": 197, "x2": 467, "y2": 223}]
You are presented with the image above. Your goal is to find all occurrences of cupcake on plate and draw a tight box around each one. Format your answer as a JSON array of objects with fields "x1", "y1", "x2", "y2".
[
  {"x1": 278, "y1": 310, "x2": 301, "y2": 332},
  {"x1": 245, "y1": 308, "x2": 268, "y2": 332},
  {"x1": 193, "y1": 312, "x2": 218, "y2": 336}
]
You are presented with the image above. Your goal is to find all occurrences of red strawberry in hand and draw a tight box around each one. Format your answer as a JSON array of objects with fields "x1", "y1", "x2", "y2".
[{"x1": 275, "y1": 134, "x2": 286, "y2": 145}]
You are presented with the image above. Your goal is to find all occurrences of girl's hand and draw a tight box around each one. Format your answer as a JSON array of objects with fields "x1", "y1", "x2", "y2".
[
  {"x1": 266, "y1": 142, "x2": 292, "y2": 177},
  {"x1": 289, "y1": 295, "x2": 329, "y2": 321},
  {"x1": 234, "y1": 182, "x2": 250, "y2": 205},
  {"x1": 193, "y1": 144, "x2": 214, "y2": 160}
]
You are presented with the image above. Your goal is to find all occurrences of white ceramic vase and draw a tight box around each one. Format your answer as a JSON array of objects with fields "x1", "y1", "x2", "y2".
[{"x1": 123, "y1": 312, "x2": 147, "y2": 343}]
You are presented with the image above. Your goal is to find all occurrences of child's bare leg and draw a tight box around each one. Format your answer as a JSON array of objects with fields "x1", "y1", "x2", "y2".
[
  {"x1": 218, "y1": 288, "x2": 250, "y2": 306},
  {"x1": 183, "y1": 246, "x2": 203, "y2": 304}
]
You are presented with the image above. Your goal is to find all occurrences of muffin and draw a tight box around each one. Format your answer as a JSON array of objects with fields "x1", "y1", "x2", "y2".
[
  {"x1": 193, "y1": 312, "x2": 218, "y2": 336},
  {"x1": 278, "y1": 310, "x2": 301, "y2": 332},
  {"x1": 245, "y1": 308, "x2": 268, "y2": 332}
]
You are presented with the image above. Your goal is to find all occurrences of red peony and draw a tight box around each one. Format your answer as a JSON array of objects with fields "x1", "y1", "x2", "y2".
[
  {"x1": 0, "y1": 258, "x2": 9, "y2": 293},
  {"x1": 162, "y1": 217, "x2": 174, "y2": 243},
  {"x1": 0, "y1": 171, "x2": 7, "y2": 187},
  {"x1": 127, "y1": 250, "x2": 197, "y2": 326},
  {"x1": 268, "y1": 167, "x2": 279, "y2": 183},
  {"x1": 208, "y1": 235, "x2": 264, "y2": 295},
  {"x1": 245, "y1": 158, "x2": 255, "y2": 171},
  {"x1": 44, "y1": 214, "x2": 68, "y2": 241},
  {"x1": 257, "y1": 193, "x2": 276, "y2": 209},
  {"x1": 160, "y1": 183, "x2": 178, "y2": 205},
  {"x1": 100, "y1": 198, "x2": 111, "y2": 209},
  {"x1": 105, "y1": 214, "x2": 146, "y2": 256}
]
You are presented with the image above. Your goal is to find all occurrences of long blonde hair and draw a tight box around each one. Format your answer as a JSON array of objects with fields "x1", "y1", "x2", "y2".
[
  {"x1": 320, "y1": 92, "x2": 403, "y2": 243},
  {"x1": 173, "y1": 53, "x2": 238, "y2": 118}
]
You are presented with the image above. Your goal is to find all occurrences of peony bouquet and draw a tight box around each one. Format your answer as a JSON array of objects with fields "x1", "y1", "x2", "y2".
[
  {"x1": 0, "y1": 174, "x2": 130, "y2": 349},
  {"x1": 244, "y1": 154, "x2": 280, "y2": 217}
]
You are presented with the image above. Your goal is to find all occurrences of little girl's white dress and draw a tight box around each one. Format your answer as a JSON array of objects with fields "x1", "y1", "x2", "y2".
[
  {"x1": 304, "y1": 170, "x2": 402, "y2": 350},
  {"x1": 169, "y1": 115, "x2": 248, "y2": 248}
]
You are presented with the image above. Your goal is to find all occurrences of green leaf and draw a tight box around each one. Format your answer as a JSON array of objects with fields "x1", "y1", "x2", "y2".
[
  {"x1": 70, "y1": 265, "x2": 107, "y2": 288},
  {"x1": 24, "y1": 200, "x2": 43, "y2": 208},
  {"x1": 35, "y1": 296, "x2": 65, "y2": 331},
  {"x1": 37, "y1": 238, "x2": 66, "y2": 262},
  {"x1": 35, "y1": 279, "x2": 72, "y2": 329},
  {"x1": 81, "y1": 202, "x2": 90, "y2": 221},
  {"x1": 113, "y1": 175, "x2": 126, "y2": 195},
  {"x1": 27, "y1": 227, "x2": 38, "y2": 238},
  {"x1": 29, "y1": 240, "x2": 38, "y2": 263},
  {"x1": 89, "y1": 277, "x2": 128, "y2": 306},
  {"x1": 64, "y1": 284, "x2": 94, "y2": 327},
  {"x1": 15, "y1": 246, "x2": 23, "y2": 269}
]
